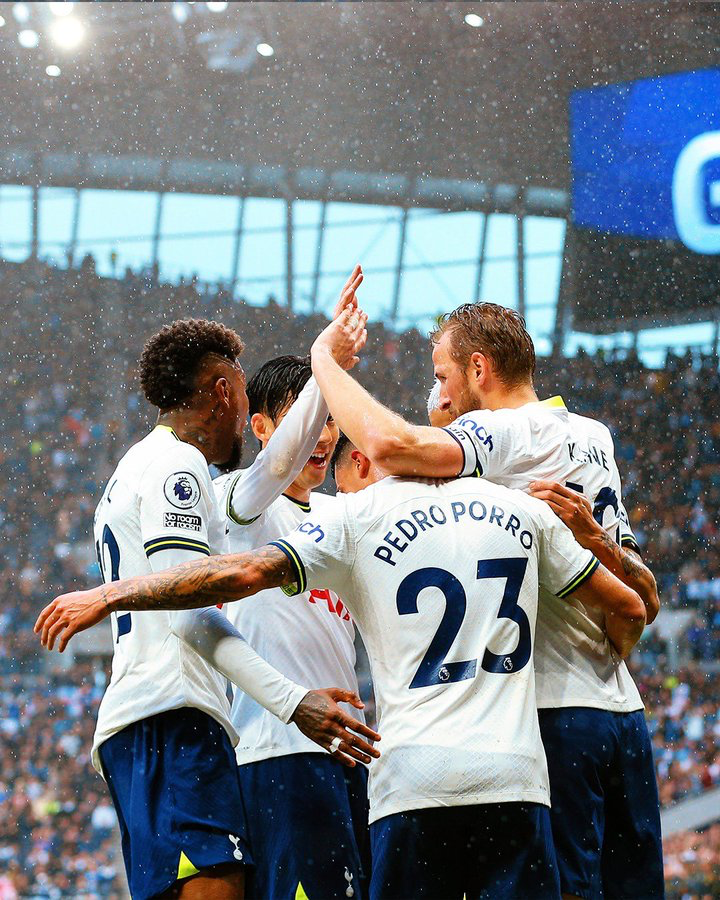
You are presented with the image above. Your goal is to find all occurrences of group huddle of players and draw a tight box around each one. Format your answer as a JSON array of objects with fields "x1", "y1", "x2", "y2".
[{"x1": 36, "y1": 265, "x2": 665, "y2": 900}]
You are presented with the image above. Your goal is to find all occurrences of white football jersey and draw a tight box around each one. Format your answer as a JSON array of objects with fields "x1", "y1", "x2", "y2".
[
  {"x1": 272, "y1": 476, "x2": 599, "y2": 823},
  {"x1": 213, "y1": 474, "x2": 362, "y2": 765},
  {"x1": 91, "y1": 425, "x2": 235, "y2": 773},
  {"x1": 444, "y1": 397, "x2": 643, "y2": 712}
]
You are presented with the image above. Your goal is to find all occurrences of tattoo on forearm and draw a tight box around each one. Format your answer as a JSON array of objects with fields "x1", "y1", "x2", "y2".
[
  {"x1": 110, "y1": 545, "x2": 293, "y2": 612},
  {"x1": 597, "y1": 532, "x2": 643, "y2": 578}
]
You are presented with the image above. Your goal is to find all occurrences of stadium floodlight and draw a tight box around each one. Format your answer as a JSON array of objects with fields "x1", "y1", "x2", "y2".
[
  {"x1": 12, "y1": 3, "x2": 30, "y2": 24},
  {"x1": 206, "y1": 2, "x2": 228, "y2": 10},
  {"x1": 172, "y1": 2, "x2": 189, "y2": 24},
  {"x1": 48, "y1": 2, "x2": 75, "y2": 16},
  {"x1": 51, "y1": 15, "x2": 85, "y2": 49},
  {"x1": 18, "y1": 28, "x2": 39, "y2": 48},
  {"x1": 256, "y1": 42, "x2": 274, "y2": 57},
  {"x1": 464, "y1": 13, "x2": 484, "y2": 27},
  {"x1": 46, "y1": 64, "x2": 61, "y2": 77}
]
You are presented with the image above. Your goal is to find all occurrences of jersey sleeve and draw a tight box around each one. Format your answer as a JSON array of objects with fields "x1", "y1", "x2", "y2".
[
  {"x1": 617, "y1": 501, "x2": 640, "y2": 553},
  {"x1": 138, "y1": 448, "x2": 217, "y2": 572},
  {"x1": 442, "y1": 410, "x2": 519, "y2": 479},
  {"x1": 224, "y1": 377, "x2": 329, "y2": 526},
  {"x1": 268, "y1": 496, "x2": 356, "y2": 598},
  {"x1": 531, "y1": 499, "x2": 600, "y2": 600}
]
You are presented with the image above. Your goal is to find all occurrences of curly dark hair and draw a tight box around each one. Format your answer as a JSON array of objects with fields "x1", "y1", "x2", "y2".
[{"x1": 139, "y1": 319, "x2": 244, "y2": 410}]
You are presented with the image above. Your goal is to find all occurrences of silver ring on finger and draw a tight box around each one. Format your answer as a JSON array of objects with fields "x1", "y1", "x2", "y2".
[{"x1": 328, "y1": 736, "x2": 342, "y2": 754}]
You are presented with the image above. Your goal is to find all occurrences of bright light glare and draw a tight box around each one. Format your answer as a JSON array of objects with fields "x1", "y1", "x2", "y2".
[
  {"x1": 46, "y1": 64, "x2": 61, "y2": 77},
  {"x1": 13, "y1": 4, "x2": 30, "y2": 24},
  {"x1": 48, "y1": 2, "x2": 75, "y2": 16},
  {"x1": 464, "y1": 13, "x2": 484, "y2": 27},
  {"x1": 18, "y1": 29, "x2": 39, "y2": 48},
  {"x1": 172, "y1": 2, "x2": 189, "y2": 23},
  {"x1": 51, "y1": 16, "x2": 85, "y2": 49},
  {"x1": 256, "y1": 42, "x2": 274, "y2": 57},
  {"x1": 0, "y1": 16, "x2": 5, "y2": 27},
  {"x1": 206, "y1": 1, "x2": 228, "y2": 10}
]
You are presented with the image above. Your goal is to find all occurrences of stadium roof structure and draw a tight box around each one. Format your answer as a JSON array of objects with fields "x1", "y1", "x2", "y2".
[{"x1": 1, "y1": 1, "x2": 718, "y2": 211}]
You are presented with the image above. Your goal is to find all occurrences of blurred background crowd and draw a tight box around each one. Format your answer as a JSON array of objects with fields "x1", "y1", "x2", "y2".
[{"x1": 0, "y1": 257, "x2": 718, "y2": 897}]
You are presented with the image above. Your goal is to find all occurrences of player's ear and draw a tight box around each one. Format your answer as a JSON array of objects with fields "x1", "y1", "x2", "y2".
[
  {"x1": 350, "y1": 449, "x2": 371, "y2": 479},
  {"x1": 469, "y1": 351, "x2": 490, "y2": 387},
  {"x1": 213, "y1": 376, "x2": 231, "y2": 409},
  {"x1": 250, "y1": 413, "x2": 272, "y2": 442}
]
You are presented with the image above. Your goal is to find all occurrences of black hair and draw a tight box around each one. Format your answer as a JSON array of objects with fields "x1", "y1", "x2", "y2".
[
  {"x1": 139, "y1": 319, "x2": 244, "y2": 410},
  {"x1": 331, "y1": 432, "x2": 354, "y2": 479},
  {"x1": 246, "y1": 355, "x2": 312, "y2": 421}
]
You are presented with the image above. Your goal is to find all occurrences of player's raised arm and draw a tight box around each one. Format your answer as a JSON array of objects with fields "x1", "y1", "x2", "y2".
[
  {"x1": 225, "y1": 266, "x2": 366, "y2": 524},
  {"x1": 310, "y1": 330, "x2": 464, "y2": 478},
  {"x1": 529, "y1": 480, "x2": 659, "y2": 624}
]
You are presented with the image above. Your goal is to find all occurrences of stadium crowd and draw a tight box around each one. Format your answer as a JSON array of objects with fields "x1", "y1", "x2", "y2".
[{"x1": 0, "y1": 256, "x2": 718, "y2": 897}]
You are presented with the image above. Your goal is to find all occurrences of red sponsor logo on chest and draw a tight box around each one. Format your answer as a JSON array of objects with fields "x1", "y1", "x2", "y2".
[{"x1": 308, "y1": 588, "x2": 351, "y2": 621}]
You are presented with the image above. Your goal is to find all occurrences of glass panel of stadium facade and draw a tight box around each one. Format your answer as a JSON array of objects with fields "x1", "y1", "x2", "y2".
[{"x1": 0, "y1": 184, "x2": 717, "y2": 366}]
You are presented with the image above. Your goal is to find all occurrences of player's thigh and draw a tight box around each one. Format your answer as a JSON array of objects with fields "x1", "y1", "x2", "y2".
[
  {"x1": 370, "y1": 807, "x2": 465, "y2": 900},
  {"x1": 465, "y1": 802, "x2": 560, "y2": 900},
  {"x1": 601, "y1": 710, "x2": 663, "y2": 900},
  {"x1": 239, "y1": 753, "x2": 367, "y2": 900},
  {"x1": 100, "y1": 709, "x2": 252, "y2": 900},
  {"x1": 539, "y1": 707, "x2": 610, "y2": 900}
]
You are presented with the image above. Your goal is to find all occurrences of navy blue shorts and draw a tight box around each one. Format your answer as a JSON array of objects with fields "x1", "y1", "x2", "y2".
[
  {"x1": 538, "y1": 707, "x2": 663, "y2": 900},
  {"x1": 370, "y1": 802, "x2": 560, "y2": 900},
  {"x1": 99, "y1": 707, "x2": 252, "y2": 900},
  {"x1": 238, "y1": 752, "x2": 369, "y2": 900}
]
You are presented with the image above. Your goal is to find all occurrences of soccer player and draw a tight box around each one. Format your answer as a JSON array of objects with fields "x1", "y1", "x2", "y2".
[
  {"x1": 307, "y1": 302, "x2": 664, "y2": 899},
  {"x1": 69, "y1": 318, "x2": 378, "y2": 900},
  {"x1": 214, "y1": 354, "x2": 370, "y2": 900},
  {"x1": 35, "y1": 440, "x2": 647, "y2": 899}
]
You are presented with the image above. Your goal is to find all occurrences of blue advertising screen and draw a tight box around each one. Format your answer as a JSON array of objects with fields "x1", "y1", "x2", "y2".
[{"x1": 569, "y1": 69, "x2": 720, "y2": 331}]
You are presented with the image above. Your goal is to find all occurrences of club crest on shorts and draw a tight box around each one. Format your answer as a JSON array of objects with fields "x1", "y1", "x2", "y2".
[
  {"x1": 344, "y1": 867, "x2": 354, "y2": 897},
  {"x1": 164, "y1": 472, "x2": 201, "y2": 509},
  {"x1": 228, "y1": 834, "x2": 243, "y2": 861}
]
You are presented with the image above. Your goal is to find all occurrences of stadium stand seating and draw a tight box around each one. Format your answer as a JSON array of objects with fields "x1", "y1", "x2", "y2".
[{"x1": 0, "y1": 256, "x2": 718, "y2": 897}]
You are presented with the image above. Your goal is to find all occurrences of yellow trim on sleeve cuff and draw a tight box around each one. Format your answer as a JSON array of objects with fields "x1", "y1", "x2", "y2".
[{"x1": 556, "y1": 556, "x2": 600, "y2": 599}]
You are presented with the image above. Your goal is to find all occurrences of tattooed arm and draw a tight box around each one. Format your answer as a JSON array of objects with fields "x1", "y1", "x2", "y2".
[
  {"x1": 529, "y1": 481, "x2": 659, "y2": 624},
  {"x1": 35, "y1": 545, "x2": 295, "y2": 651}
]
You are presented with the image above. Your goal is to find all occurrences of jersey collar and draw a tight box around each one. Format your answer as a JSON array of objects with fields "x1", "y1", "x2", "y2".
[
  {"x1": 537, "y1": 395, "x2": 567, "y2": 410},
  {"x1": 283, "y1": 493, "x2": 311, "y2": 513},
  {"x1": 153, "y1": 424, "x2": 180, "y2": 440}
]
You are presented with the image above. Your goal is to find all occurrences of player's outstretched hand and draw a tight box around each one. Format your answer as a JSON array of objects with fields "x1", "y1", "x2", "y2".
[
  {"x1": 35, "y1": 587, "x2": 111, "y2": 653},
  {"x1": 291, "y1": 687, "x2": 381, "y2": 767},
  {"x1": 330, "y1": 264, "x2": 363, "y2": 320},
  {"x1": 528, "y1": 480, "x2": 602, "y2": 547},
  {"x1": 311, "y1": 304, "x2": 368, "y2": 372}
]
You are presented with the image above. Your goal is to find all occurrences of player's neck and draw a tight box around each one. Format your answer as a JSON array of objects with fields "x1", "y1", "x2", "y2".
[
  {"x1": 481, "y1": 382, "x2": 538, "y2": 411},
  {"x1": 157, "y1": 411, "x2": 218, "y2": 464},
  {"x1": 283, "y1": 481, "x2": 312, "y2": 504}
]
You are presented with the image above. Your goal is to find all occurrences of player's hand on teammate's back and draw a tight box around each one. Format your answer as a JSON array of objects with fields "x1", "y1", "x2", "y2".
[
  {"x1": 35, "y1": 587, "x2": 111, "y2": 652},
  {"x1": 291, "y1": 687, "x2": 381, "y2": 767},
  {"x1": 529, "y1": 480, "x2": 602, "y2": 548}
]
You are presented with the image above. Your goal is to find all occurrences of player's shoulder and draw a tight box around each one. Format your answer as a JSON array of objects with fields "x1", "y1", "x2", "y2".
[
  {"x1": 567, "y1": 410, "x2": 615, "y2": 447},
  {"x1": 130, "y1": 427, "x2": 210, "y2": 490}
]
